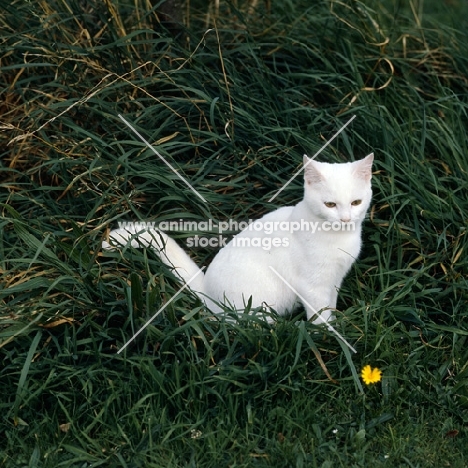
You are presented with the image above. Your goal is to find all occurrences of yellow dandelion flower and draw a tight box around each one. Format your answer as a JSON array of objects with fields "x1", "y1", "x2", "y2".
[{"x1": 361, "y1": 365, "x2": 382, "y2": 385}]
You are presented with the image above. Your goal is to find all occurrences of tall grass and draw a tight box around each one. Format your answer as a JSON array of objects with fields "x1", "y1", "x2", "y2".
[{"x1": 1, "y1": 0, "x2": 467, "y2": 466}]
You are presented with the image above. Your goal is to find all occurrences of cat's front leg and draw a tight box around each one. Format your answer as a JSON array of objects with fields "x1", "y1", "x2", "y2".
[
  {"x1": 306, "y1": 306, "x2": 334, "y2": 325},
  {"x1": 295, "y1": 282, "x2": 336, "y2": 325}
]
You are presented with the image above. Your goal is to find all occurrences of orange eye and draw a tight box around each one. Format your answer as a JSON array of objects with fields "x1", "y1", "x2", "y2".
[
  {"x1": 351, "y1": 200, "x2": 362, "y2": 206},
  {"x1": 324, "y1": 202, "x2": 336, "y2": 208}
]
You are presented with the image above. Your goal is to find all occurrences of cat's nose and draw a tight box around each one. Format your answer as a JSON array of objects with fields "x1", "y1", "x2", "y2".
[{"x1": 340, "y1": 218, "x2": 351, "y2": 223}]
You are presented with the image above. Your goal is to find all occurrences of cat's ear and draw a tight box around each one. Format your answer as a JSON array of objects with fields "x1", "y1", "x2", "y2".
[
  {"x1": 303, "y1": 154, "x2": 324, "y2": 185},
  {"x1": 353, "y1": 153, "x2": 374, "y2": 181}
]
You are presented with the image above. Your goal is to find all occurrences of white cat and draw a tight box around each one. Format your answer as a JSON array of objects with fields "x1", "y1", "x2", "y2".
[{"x1": 103, "y1": 154, "x2": 373, "y2": 325}]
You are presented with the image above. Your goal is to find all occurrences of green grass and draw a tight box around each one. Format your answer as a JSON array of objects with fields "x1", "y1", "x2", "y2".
[{"x1": 1, "y1": 0, "x2": 468, "y2": 466}]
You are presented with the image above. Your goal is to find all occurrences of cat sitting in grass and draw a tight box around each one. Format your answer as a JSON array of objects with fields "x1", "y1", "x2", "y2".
[{"x1": 103, "y1": 154, "x2": 373, "y2": 325}]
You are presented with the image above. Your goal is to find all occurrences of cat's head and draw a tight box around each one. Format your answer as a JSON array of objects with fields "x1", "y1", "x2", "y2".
[{"x1": 303, "y1": 153, "x2": 373, "y2": 225}]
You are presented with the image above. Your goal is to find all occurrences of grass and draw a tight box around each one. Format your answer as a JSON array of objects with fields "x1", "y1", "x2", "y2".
[{"x1": 1, "y1": 0, "x2": 468, "y2": 466}]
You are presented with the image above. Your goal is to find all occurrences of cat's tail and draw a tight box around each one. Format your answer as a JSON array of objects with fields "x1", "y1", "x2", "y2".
[{"x1": 102, "y1": 226, "x2": 205, "y2": 295}]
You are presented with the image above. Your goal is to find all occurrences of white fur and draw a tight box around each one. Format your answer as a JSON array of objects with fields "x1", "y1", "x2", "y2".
[{"x1": 103, "y1": 154, "x2": 373, "y2": 324}]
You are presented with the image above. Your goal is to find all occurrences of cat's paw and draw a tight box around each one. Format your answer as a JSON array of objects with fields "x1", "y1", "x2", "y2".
[{"x1": 310, "y1": 309, "x2": 335, "y2": 326}]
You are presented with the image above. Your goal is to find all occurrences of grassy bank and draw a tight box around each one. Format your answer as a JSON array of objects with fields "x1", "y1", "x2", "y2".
[{"x1": 1, "y1": 0, "x2": 467, "y2": 466}]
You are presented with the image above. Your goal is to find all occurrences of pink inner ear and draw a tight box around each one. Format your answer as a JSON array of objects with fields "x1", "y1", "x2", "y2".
[
  {"x1": 304, "y1": 157, "x2": 324, "y2": 184},
  {"x1": 354, "y1": 154, "x2": 374, "y2": 181}
]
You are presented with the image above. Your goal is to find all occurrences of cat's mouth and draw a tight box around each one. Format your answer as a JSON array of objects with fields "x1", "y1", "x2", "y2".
[{"x1": 331, "y1": 219, "x2": 357, "y2": 232}]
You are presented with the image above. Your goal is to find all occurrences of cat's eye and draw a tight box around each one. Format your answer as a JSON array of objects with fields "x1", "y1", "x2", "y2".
[
  {"x1": 351, "y1": 200, "x2": 362, "y2": 206},
  {"x1": 324, "y1": 202, "x2": 336, "y2": 208}
]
